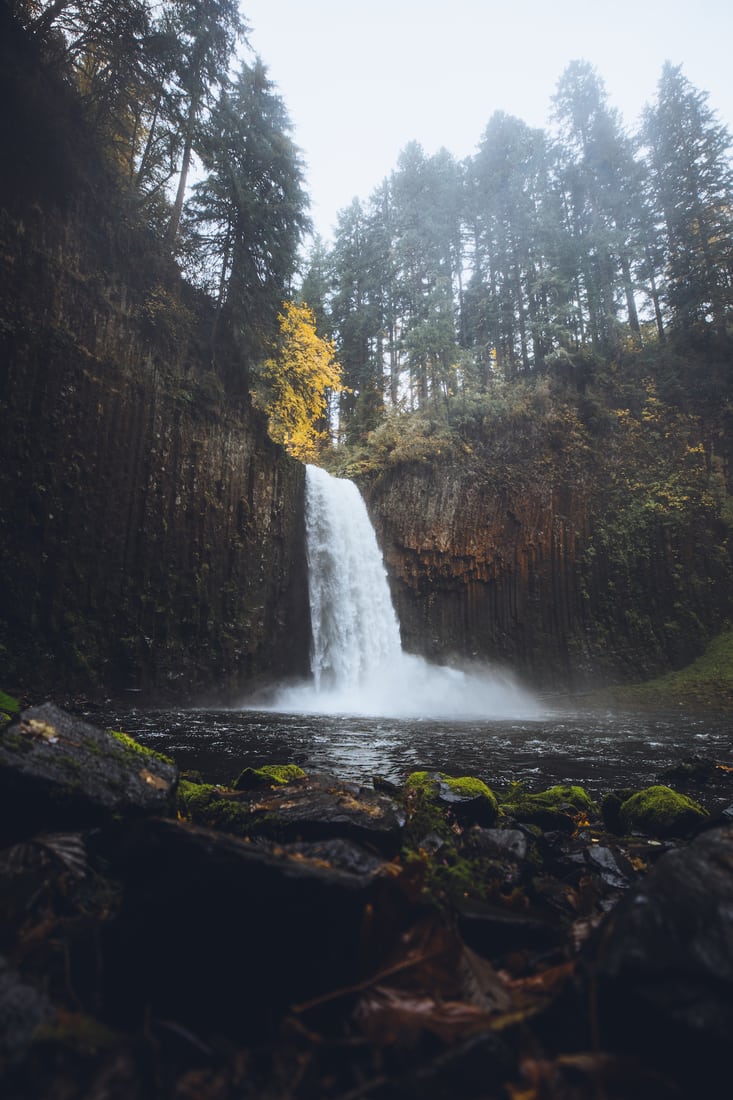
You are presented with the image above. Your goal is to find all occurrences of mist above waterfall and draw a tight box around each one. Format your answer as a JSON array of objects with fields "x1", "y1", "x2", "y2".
[{"x1": 266, "y1": 465, "x2": 540, "y2": 720}]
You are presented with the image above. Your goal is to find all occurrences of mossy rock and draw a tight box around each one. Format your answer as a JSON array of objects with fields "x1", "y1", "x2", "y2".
[
  {"x1": 177, "y1": 779, "x2": 259, "y2": 835},
  {"x1": 232, "y1": 763, "x2": 306, "y2": 790},
  {"x1": 0, "y1": 704, "x2": 178, "y2": 839},
  {"x1": 501, "y1": 784, "x2": 595, "y2": 833},
  {"x1": 437, "y1": 773, "x2": 499, "y2": 826},
  {"x1": 402, "y1": 771, "x2": 447, "y2": 845},
  {"x1": 618, "y1": 785, "x2": 709, "y2": 838}
]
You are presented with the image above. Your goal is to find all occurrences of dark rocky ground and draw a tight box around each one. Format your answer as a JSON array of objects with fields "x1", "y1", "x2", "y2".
[{"x1": 1, "y1": 703, "x2": 732, "y2": 1099}]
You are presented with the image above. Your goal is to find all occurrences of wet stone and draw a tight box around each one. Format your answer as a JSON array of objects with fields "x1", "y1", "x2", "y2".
[
  {"x1": 595, "y1": 824, "x2": 733, "y2": 1084},
  {"x1": 0, "y1": 705, "x2": 178, "y2": 841}
]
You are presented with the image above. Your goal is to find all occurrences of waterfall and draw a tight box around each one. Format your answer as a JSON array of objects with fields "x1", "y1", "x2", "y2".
[
  {"x1": 271, "y1": 465, "x2": 539, "y2": 719},
  {"x1": 305, "y1": 463, "x2": 402, "y2": 690}
]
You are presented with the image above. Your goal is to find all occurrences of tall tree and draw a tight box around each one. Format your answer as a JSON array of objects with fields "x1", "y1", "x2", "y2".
[
  {"x1": 189, "y1": 57, "x2": 310, "y2": 370},
  {"x1": 329, "y1": 199, "x2": 387, "y2": 439},
  {"x1": 164, "y1": 0, "x2": 243, "y2": 247},
  {"x1": 465, "y1": 112, "x2": 560, "y2": 378},
  {"x1": 642, "y1": 62, "x2": 733, "y2": 337},
  {"x1": 390, "y1": 143, "x2": 463, "y2": 406},
  {"x1": 552, "y1": 61, "x2": 642, "y2": 353}
]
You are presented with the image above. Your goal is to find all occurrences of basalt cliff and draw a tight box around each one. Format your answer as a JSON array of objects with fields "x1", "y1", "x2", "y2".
[
  {"x1": 362, "y1": 404, "x2": 732, "y2": 692},
  {"x1": 0, "y1": 22, "x2": 310, "y2": 700}
]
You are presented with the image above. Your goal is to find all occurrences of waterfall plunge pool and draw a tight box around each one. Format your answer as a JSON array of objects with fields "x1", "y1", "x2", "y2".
[{"x1": 80, "y1": 703, "x2": 732, "y2": 803}]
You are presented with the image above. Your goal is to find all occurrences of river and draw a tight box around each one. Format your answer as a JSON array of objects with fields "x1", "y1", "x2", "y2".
[{"x1": 80, "y1": 702, "x2": 732, "y2": 803}]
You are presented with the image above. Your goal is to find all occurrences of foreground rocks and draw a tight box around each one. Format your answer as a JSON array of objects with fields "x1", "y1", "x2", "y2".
[{"x1": 0, "y1": 705, "x2": 731, "y2": 1099}]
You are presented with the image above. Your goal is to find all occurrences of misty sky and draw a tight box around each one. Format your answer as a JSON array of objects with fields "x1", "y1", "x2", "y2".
[{"x1": 239, "y1": 1, "x2": 733, "y2": 243}]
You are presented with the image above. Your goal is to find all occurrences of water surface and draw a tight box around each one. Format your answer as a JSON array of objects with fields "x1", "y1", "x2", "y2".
[{"x1": 83, "y1": 703, "x2": 732, "y2": 803}]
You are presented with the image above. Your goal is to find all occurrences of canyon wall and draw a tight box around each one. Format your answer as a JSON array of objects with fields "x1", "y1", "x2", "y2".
[
  {"x1": 0, "y1": 45, "x2": 310, "y2": 699},
  {"x1": 364, "y1": 449, "x2": 731, "y2": 692}
]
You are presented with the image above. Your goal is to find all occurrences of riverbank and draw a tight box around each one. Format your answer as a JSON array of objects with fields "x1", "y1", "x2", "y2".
[{"x1": 1, "y1": 702, "x2": 732, "y2": 1099}]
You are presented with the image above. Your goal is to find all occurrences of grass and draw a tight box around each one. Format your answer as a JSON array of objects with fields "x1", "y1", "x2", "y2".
[{"x1": 588, "y1": 627, "x2": 733, "y2": 709}]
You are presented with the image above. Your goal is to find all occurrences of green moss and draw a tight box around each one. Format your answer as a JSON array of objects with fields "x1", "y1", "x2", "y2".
[
  {"x1": 438, "y1": 773, "x2": 500, "y2": 826},
  {"x1": 500, "y1": 784, "x2": 595, "y2": 832},
  {"x1": 503, "y1": 784, "x2": 593, "y2": 811},
  {"x1": 439, "y1": 774, "x2": 492, "y2": 799},
  {"x1": 404, "y1": 770, "x2": 439, "y2": 796},
  {"x1": 618, "y1": 785, "x2": 709, "y2": 837},
  {"x1": 232, "y1": 763, "x2": 306, "y2": 790},
  {"x1": 402, "y1": 771, "x2": 446, "y2": 845},
  {"x1": 177, "y1": 779, "x2": 261, "y2": 836},
  {"x1": 587, "y1": 627, "x2": 733, "y2": 709},
  {"x1": 0, "y1": 689, "x2": 20, "y2": 716},
  {"x1": 109, "y1": 729, "x2": 174, "y2": 767},
  {"x1": 177, "y1": 778, "x2": 219, "y2": 816}
]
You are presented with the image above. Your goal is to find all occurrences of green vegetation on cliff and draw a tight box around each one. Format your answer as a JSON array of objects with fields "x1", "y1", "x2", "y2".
[{"x1": 589, "y1": 628, "x2": 733, "y2": 709}]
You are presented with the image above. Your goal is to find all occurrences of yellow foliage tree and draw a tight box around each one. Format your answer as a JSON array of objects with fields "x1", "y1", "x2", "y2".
[{"x1": 254, "y1": 301, "x2": 343, "y2": 462}]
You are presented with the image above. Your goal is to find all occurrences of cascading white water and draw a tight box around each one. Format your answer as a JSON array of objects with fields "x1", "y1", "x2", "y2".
[
  {"x1": 305, "y1": 463, "x2": 402, "y2": 690},
  {"x1": 271, "y1": 465, "x2": 540, "y2": 719}
]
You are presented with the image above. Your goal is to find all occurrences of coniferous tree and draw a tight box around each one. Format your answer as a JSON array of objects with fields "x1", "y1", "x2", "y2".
[
  {"x1": 465, "y1": 113, "x2": 559, "y2": 378},
  {"x1": 164, "y1": 0, "x2": 243, "y2": 247},
  {"x1": 390, "y1": 143, "x2": 463, "y2": 406},
  {"x1": 329, "y1": 199, "x2": 387, "y2": 439},
  {"x1": 552, "y1": 61, "x2": 642, "y2": 354},
  {"x1": 642, "y1": 63, "x2": 733, "y2": 337},
  {"x1": 188, "y1": 57, "x2": 310, "y2": 371}
]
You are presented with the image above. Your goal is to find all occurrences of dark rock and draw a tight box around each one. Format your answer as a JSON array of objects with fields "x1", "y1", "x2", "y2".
[
  {"x1": 584, "y1": 843, "x2": 637, "y2": 891},
  {"x1": 456, "y1": 896, "x2": 563, "y2": 958},
  {"x1": 601, "y1": 789, "x2": 637, "y2": 833},
  {"x1": 234, "y1": 774, "x2": 406, "y2": 855},
  {"x1": 102, "y1": 816, "x2": 391, "y2": 1039},
  {"x1": 595, "y1": 825, "x2": 733, "y2": 1084},
  {"x1": 464, "y1": 826, "x2": 529, "y2": 862},
  {"x1": 538, "y1": 833, "x2": 637, "y2": 891},
  {"x1": 283, "y1": 837, "x2": 387, "y2": 877},
  {"x1": 0, "y1": 705, "x2": 178, "y2": 841},
  {"x1": 0, "y1": 957, "x2": 54, "y2": 1062},
  {"x1": 501, "y1": 785, "x2": 594, "y2": 835},
  {"x1": 231, "y1": 763, "x2": 306, "y2": 790},
  {"x1": 436, "y1": 775, "x2": 500, "y2": 826}
]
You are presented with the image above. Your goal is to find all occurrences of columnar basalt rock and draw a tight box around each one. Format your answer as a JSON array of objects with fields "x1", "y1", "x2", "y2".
[
  {"x1": 363, "y1": 460, "x2": 730, "y2": 690},
  {"x1": 0, "y1": 197, "x2": 310, "y2": 699}
]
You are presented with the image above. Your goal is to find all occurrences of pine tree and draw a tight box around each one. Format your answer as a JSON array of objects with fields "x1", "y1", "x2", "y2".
[
  {"x1": 642, "y1": 63, "x2": 733, "y2": 337},
  {"x1": 552, "y1": 61, "x2": 642, "y2": 353},
  {"x1": 189, "y1": 57, "x2": 310, "y2": 371}
]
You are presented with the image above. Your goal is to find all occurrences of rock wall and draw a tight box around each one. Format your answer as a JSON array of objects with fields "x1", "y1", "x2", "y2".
[
  {"x1": 0, "y1": 153, "x2": 309, "y2": 700},
  {"x1": 364, "y1": 456, "x2": 731, "y2": 692}
]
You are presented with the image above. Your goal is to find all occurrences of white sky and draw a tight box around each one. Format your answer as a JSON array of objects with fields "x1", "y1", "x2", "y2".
[{"x1": 239, "y1": 0, "x2": 733, "y2": 242}]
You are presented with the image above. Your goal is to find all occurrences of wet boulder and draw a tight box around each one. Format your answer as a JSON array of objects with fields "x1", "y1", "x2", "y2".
[
  {"x1": 231, "y1": 763, "x2": 307, "y2": 790},
  {"x1": 0, "y1": 704, "x2": 178, "y2": 841},
  {"x1": 403, "y1": 771, "x2": 499, "y2": 842},
  {"x1": 102, "y1": 816, "x2": 394, "y2": 1039},
  {"x1": 617, "y1": 785, "x2": 708, "y2": 838},
  {"x1": 436, "y1": 774, "x2": 500, "y2": 826},
  {"x1": 178, "y1": 772, "x2": 405, "y2": 855},
  {"x1": 594, "y1": 825, "x2": 733, "y2": 1085},
  {"x1": 501, "y1": 784, "x2": 595, "y2": 834}
]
